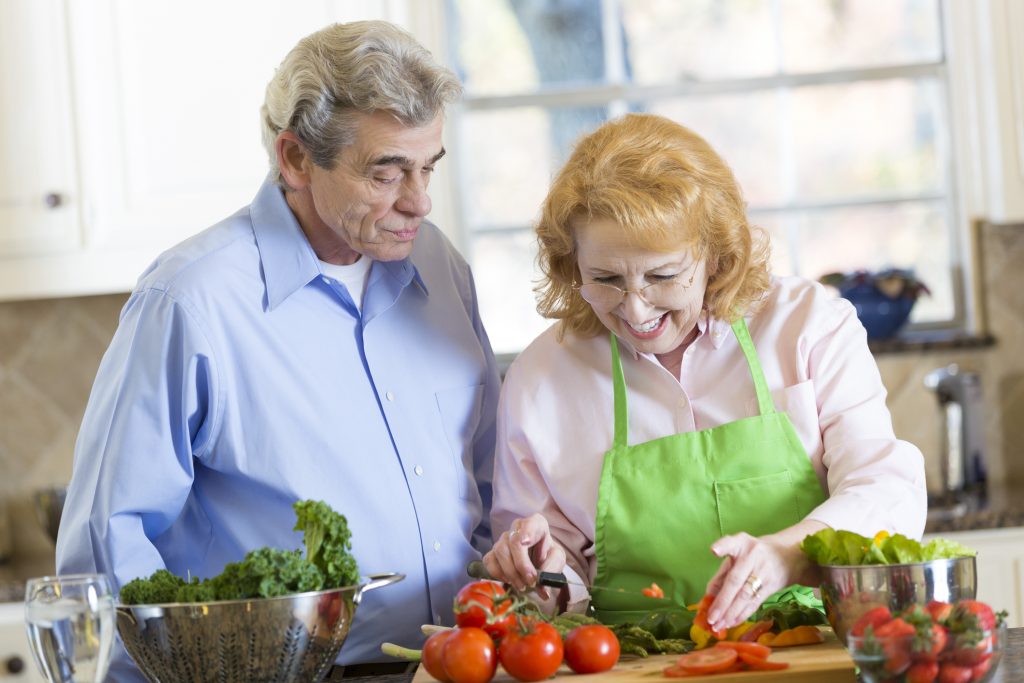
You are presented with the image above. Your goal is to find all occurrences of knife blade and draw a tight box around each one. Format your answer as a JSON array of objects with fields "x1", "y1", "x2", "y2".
[{"x1": 466, "y1": 560, "x2": 664, "y2": 599}]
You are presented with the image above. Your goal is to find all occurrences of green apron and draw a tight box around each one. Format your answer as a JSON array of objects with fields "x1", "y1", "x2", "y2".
[{"x1": 591, "y1": 318, "x2": 827, "y2": 624}]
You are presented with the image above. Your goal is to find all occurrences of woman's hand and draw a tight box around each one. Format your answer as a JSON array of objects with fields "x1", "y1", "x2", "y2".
[
  {"x1": 704, "y1": 520, "x2": 827, "y2": 629},
  {"x1": 483, "y1": 513, "x2": 567, "y2": 598}
]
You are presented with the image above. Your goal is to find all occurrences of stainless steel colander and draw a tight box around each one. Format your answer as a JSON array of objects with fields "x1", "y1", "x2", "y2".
[{"x1": 116, "y1": 572, "x2": 404, "y2": 683}]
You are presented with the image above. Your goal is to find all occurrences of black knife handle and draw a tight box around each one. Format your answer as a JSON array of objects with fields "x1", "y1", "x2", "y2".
[{"x1": 466, "y1": 561, "x2": 568, "y2": 589}]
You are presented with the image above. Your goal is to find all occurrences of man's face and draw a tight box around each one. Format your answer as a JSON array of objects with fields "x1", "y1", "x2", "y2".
[{"x1": 303, "y1": 110, "x2": 445, "y2": 263}]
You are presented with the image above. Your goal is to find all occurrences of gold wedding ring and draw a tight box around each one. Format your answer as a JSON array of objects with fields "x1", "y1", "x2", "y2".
[
  {"x1": 509, "y1": 527, "x2": 520, "y2": 539},
  {"x1": 745, "y1": 574, "x2": 763, "y2": 597}
]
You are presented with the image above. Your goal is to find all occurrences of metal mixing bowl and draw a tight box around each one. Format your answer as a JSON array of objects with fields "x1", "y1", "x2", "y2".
[
  {"x1": 116, "y1": 572, "x2": 404, "y2": 683},
  {"x1": 33, "y1": 485, "x2": 66, "y2": 544},
  {"x1": 819, "y1": 556, "x2": 976, "y2": 644}
]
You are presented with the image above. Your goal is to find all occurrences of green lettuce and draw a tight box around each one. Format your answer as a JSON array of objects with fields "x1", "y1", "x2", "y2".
[{"x1": 800, "y1": 529, "x2": 975, "y2": 566}]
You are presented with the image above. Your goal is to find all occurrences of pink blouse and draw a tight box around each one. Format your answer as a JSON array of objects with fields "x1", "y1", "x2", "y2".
[{"x1": 492, "y1": 276, "x2": 927, "y2": 588}]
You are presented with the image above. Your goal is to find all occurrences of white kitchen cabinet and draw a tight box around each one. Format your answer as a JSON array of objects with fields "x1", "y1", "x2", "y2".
[
  {"x1": 0, "y1": 0, "x2": 81, "y2": 257},
  {"x1": 0, "y1": 0, "x2": 443, "y2": 301},
  {"x1": 0, "y1": 604, "x2": 45, "y2": 683},
  {"x1": 946, "y1": 0, "x2": 1024, "y2": 225},
  {"x1": 924, "y1": 527, "x2": 1024, "y2": 628}
]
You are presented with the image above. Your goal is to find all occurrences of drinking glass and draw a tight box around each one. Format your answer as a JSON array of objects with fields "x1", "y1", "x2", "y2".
[{"x1": 24, "y1": 574, "x2": 116, "y2": 683}]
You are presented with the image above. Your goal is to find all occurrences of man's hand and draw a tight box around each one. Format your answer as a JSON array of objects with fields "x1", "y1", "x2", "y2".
[{"x1": 483, "y1": 513, "x2": 566, "y2": 599}]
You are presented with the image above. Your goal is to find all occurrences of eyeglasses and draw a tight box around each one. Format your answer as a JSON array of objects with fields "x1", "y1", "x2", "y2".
[{"x1": 573, "y1": 260, "x2": 700, "y2": 312}]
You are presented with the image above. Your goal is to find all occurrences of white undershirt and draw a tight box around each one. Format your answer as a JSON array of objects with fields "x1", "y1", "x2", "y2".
[{"x1": 319, "y1": 256, "x2": 373, "y2": 311}]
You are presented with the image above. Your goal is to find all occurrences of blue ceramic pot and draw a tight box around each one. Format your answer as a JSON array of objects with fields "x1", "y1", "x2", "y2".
[{"x1": 840, "y1": 283, "x2": 915, "y2": 339}]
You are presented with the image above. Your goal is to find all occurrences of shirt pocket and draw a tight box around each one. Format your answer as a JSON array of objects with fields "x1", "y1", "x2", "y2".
[
  {"x1": 714, "y1": 470, "x2": 803, "y2": 538},
  {"x1": 435, "y1": 383, "x2": 485, "y2": 500}
]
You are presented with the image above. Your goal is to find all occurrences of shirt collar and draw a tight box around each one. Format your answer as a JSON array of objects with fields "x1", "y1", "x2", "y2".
[{"x1": 250, "y1": 176, "x2": 429, "y2": 309}]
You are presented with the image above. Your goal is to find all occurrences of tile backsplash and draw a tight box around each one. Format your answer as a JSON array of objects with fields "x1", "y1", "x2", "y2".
[{"x1": 0, "y1": 222, "x2": 1022, "y2": 566}]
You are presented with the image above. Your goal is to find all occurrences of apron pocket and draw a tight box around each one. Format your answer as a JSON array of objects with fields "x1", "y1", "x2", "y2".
[{"x1": 714, "y1": 471, "x2": 802, "y2": 538}]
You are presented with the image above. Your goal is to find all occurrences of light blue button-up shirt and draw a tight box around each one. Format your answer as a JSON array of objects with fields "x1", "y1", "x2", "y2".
[{"x1": 56, "y1": 178, "x2": 499, "y2": 681}]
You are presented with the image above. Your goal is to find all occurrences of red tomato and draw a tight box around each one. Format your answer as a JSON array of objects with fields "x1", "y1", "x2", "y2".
[
  {"x1": 442, "y1": 627, "x2": 498, "y2": 683},
  {"x1": 907, "y1": 660, "x2": 939, "y2": 683},
  {"x1": 673, "y1": 647, "x2": 738, "y2": 675},
  {"x1": 498, "y1": 619, "x2": 564, "y2": 682},
  {"x1": 564, "y1": 624, "x2": 620, "y2": 674},
  {"x1": 737, "y1": 651, "x2": 789, "y2": 671},
  {"x1": 454, "y1": 581, "x2": 514, "y2": 640},
  {"x1": 714, "y1": 640, "x2": 771, "y2": 659},
  {"x1": 422, "y1": 630, "x2": 454, "y2": 682}
]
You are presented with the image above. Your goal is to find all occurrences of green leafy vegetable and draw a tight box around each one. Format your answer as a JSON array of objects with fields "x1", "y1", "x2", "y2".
[
  {"x1": 751, "y1": 588, "x2": 827, "y2": 630},
  {"x1": 548, "y1": 611, "x2": 694, "y2": 657},
  {"x1": 293, "y1": 499, "x2": 359, "y2": 588},
  {"x1": 119, "y1": 499, "x2": 358, "y2": 605},
  {"x1": 800, "y1": 529, "x2": 975, "y2": 566}
]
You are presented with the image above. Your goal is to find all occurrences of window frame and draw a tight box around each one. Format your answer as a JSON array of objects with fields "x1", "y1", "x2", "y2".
[{"x1": 412, "y1": 0, "x2": 1000, "y2": 353}]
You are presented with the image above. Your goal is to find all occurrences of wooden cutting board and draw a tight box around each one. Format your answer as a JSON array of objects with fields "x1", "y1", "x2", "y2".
[{"x1": 412, "y1": 628, "x2": 857, "y2": 683}]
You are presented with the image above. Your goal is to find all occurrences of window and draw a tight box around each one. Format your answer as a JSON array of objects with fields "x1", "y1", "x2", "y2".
[{"x1": 445, "y1": 0, "x2": 957, "y2": 355}]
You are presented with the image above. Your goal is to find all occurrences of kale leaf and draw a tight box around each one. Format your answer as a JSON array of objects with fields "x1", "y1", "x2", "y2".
[{"x1": 118, "y1": 499, "x2": 358, "y2": 605}]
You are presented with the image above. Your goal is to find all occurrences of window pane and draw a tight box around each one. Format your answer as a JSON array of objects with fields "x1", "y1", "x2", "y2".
[
  {"x1": 791, "y1": 202, "x2": 954, "y2": 323},
  {"x1": 780, "y1": 0, "x2": 943, "y2": 73},
  {"x1": 470, "y1": 230, "x2": 549, "y2": 355},
  {"x1": 460, "y1": 106, "x2": 609, "y2": 228},
  {"x1": 451, "y1": 0, "x2": 607, "y2": 95},
  {"x1": 648, "y1": 94, "x2": 785, "y2": 207},
  {"x1": 623, "y1": 0, "x2": 777, "y2": 82},
  {"x1": 788, "y1": 79, "x2": 947, "y2": 201}
]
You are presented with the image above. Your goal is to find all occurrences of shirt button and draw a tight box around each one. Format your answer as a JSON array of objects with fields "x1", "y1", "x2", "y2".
[
  {"x1": 414, "y1": 465, "x2": 424, "y2": 476},
  {"x1": 433, "y1": 541, "x2": 441, "y2": 552},
  {"x1": 322, "y1": 276, "x2": 330, "y2": 284},
  {"x1": 386, "y1": 391, "x2": 395, "y2": 401}
]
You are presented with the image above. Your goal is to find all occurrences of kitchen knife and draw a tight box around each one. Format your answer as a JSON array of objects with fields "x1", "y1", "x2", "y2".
[{"x1": 466, "y1": 560, "x2": 663, "y2": 599}]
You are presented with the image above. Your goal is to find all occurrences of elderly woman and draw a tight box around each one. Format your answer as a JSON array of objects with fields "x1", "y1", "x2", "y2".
[{"x1": 483, "y1": 114, "x2": 926, "y2": 630}]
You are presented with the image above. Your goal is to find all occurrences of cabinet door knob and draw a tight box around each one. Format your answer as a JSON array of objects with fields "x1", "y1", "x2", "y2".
[
  {"x1": 5, "y1": 655, "x2": 24, "y2": 673},
  {"x1": 44, "y1": 192, "x2": 64, "y2": 208}
]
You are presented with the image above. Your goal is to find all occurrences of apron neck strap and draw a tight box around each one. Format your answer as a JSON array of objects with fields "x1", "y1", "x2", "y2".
[
  {"x1": 609, "y1": 317, "x2": 774, "y2": 449},
  {"x1": 730, "y1": 317, "x2": 776, "y2": 415},
  {"x1": 610, "y1": 333, "x2": 629, "y2": 447}
]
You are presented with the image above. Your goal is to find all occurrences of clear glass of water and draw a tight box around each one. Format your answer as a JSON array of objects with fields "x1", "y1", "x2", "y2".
[{"x1": 24, "y1": 573, "x2": 116, "y2": 683}]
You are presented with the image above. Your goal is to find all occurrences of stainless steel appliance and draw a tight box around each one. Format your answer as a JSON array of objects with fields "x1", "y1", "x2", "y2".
[{"x1": 924, "y1": 364, "x2": 987, "y2": 497}]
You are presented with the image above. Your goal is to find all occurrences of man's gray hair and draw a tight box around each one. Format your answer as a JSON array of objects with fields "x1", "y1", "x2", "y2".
[{"x1": 261, "y1": 20, "x2": 463, "y2": 187}]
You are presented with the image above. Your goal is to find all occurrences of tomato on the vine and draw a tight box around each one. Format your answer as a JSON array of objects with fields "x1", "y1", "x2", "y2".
[
  {"x1": 564, "y1": 624, "x2": 619, "y2": 674},
  {"x1": 454, "y1": 581, "x2": 515, "y2": 640},
  {"x1": 498, "y1": 618, "x2": 564, "y2": 682},
  {"x1": 422, "y1": 630, "x2": 454, "y2": 682},
  {"x1": 442, "y1": 627, "x2": 498, "y2": 683}
]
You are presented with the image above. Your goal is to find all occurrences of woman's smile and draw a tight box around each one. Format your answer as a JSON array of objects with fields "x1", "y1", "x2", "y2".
[{"x1": 623, "y1": 313, "x2": 668, "y2": 337}]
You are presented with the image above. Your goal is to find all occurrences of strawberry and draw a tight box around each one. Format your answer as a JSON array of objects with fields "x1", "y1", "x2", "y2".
[
  {"x1": 850, "y1": 605, "x2": 893, "y2": 638},
  {"x1": 971, "y1": 658, "x2": 991, "y2": 680},
  {"x1": 907, "y1": 660, "x2": 939, "y2": 683},
  {"x1": 937, "y1": 663, "x2": 973, "y2": 683},
  {"x1": 953, "y1": 600, "x2": 996, "y2": 631},
  {"x1": 925, "y1": 600, "x2": 954, "y2": 624},
  {"x1": 903, "y1": 605, "x2": 948, "y2": 661}
]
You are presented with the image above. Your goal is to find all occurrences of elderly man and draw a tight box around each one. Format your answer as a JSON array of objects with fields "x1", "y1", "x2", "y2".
[{"x1": 56, "y1": 20, "x2": 498, "y2": 682}]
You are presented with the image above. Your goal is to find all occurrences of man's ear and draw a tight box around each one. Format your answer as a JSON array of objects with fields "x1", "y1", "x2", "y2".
[{"x1": 276, "y1": 131, "x2": 311, "y2": 190}]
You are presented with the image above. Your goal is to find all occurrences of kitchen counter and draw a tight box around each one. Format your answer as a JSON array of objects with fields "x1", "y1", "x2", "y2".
[
  {"x1": 999, "y1": 627, "x2": 1024, "y2": 683},
  {"x1": 924, "y1": 483, "x2": 1024, "y2": 534}
]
